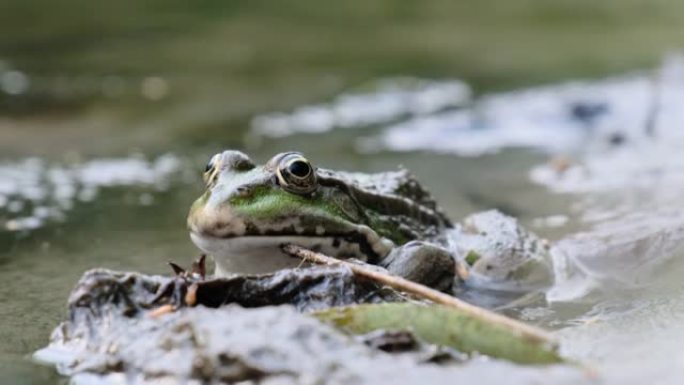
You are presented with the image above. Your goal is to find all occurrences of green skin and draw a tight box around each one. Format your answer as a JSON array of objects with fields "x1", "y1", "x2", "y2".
[{"x1": 188, "y1": 150, "x2": 552, "y2": 292}]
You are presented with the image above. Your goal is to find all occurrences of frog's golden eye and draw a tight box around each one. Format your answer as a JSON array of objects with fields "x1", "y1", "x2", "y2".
[
  {"x1": 203, "y1": 154, "x2": 220, "y2": 185},
  {"x1": 276, "y1": 153, "x2": 317, "y2": 195}
]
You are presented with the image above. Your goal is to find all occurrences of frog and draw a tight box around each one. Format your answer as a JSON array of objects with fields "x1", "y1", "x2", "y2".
[{"x1": 187, "y1": 150, "x2": 553, "y2": 293}]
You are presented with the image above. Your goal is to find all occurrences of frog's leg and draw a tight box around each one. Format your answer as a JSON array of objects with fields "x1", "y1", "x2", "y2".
[{"x1": 379, "y1": 241, "x2": 456, "y2": 292}]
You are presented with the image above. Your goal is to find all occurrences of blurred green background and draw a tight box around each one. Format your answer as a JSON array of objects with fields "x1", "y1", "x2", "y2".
[{"x1": 2, "y1": 0, "x2": 683, "y2": 158}]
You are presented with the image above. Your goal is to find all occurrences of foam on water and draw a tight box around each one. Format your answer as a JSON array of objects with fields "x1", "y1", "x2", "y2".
[
  {"x1": 365, "y1": 55, "x2": 684, "y2": 156},
  {"x1": 249, "y1": 77, "x2": 471, "y2": 138},
  {"x1": 246, "y1": 55, "x2": 684, "y2": 162},
  {"x1": 0, "y1": 154, "x2": 182, "y2": 231}
]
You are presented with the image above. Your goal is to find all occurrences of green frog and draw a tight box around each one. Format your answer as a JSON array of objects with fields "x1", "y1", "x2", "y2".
[{"x1": 188, "y1": 150, "x2": 552, "y2": 292}]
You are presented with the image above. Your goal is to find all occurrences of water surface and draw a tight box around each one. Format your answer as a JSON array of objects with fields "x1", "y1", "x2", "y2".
[{"x1": 3, "y1": 1, "x2": 684, "y2": 383}]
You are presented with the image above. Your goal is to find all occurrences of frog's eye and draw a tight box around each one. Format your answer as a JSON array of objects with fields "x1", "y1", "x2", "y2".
[
  {"x1": 203, "y1": 154, "x2": 220, "y2": 185},
  {"x1": 276, "y1": 153, "x2": 317, "y2": 195}
]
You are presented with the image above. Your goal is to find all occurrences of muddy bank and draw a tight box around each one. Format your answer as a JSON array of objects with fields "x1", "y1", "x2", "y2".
[{"x1": 35, "y1": 266, "x2": 585, "y2": 384}]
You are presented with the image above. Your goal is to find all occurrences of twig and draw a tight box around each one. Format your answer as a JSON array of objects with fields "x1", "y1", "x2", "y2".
[
  {"x1": 148, "y1": 304, "x2": 176, "y2": 318},
  {"x1": 283, "y1": 244, "x2": 556, "y2": 347}
]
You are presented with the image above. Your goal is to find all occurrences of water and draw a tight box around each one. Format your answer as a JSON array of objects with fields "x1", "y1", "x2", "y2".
[{"x1": 3, "y1": 1, "x2": 684, "y2": 383}]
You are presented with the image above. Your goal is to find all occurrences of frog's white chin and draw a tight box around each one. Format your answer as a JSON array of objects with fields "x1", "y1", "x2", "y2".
[{"x1": 189, "y1": 232, "x2": 370, "y2": 276}]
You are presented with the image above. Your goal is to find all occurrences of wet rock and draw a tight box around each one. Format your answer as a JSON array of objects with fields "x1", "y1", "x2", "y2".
[
  {"x1": 39, "y1": 304, "x2": 585, "y2": 385},
  {"x1": 65, "y1": 265, "x2": 402, "y2": 318},
  {"x1": 34, "y1": 264, "x2": 588, "y2": 384},
  {"x1": 48, "y1": 305, "x2": 384, "y2": 384},
  {"x1": 450, "y1": 210, "x2": 553, "y2": 293},
  {"x1": 35, "y1": 265, "x2": 403, "y2": 382}
]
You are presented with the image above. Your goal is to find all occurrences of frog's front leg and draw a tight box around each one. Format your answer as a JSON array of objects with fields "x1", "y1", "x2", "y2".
[{"x1": 379, "y1": 241, "x2": 456, "y2": 292}]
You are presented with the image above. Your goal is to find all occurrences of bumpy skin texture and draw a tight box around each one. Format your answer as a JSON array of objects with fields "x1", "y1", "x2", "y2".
[
  {"x1": 188, "y1": 150, "x2": 457, "y2": 290},
  {"x1": 188, "y1": 151, "x2": 451, "y2": 245}
]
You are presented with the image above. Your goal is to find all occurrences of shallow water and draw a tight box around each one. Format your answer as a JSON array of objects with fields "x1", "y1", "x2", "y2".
[{"x1": 4, "y1": 1, "x2": 684, "y2": 383}]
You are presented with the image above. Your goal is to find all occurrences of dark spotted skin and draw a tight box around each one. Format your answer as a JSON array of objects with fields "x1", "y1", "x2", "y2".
[{"x1": 316, "y1": 168, "x2": 452, "y2": 242}]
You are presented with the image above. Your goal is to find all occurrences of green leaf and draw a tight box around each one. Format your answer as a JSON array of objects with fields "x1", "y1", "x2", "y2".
[{"x1": 313, "y1": 303, "x2": 564, "y2": 365}]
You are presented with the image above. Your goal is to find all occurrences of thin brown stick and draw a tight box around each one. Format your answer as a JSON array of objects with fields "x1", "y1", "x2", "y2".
[{"x1": 283, "y1": 244, "x2": 556, "y2": 347}]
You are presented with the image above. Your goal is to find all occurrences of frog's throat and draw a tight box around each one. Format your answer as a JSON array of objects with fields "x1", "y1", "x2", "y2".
[{"x1": 189, "y1": 232, "x2": 392, "y2": 275}]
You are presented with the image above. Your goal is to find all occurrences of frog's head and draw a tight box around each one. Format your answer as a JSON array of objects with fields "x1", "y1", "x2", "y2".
[{"x1": 187, "y1": 150, "x2": 393, "y2": 274}]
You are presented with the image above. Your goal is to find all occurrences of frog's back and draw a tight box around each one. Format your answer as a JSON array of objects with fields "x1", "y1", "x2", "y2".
[{"x1": 317, "y1": 168, "x2": 452, "y2": 242}]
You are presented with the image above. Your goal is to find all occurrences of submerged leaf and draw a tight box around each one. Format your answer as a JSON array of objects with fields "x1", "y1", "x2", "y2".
[{"x1": 314, "y1": 302, "x2": 563, "y2": 365}]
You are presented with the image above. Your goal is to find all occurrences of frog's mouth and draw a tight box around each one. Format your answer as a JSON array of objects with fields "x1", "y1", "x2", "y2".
[{"x1": 189, "y1": 231, "x2": 386, "y2": 275}]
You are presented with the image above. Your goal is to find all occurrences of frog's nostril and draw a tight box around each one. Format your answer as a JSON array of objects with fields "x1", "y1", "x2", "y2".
[{"x1": 221, "y1": 150, "x2": 255, "y2": 172}]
